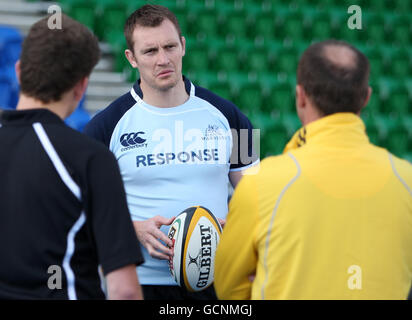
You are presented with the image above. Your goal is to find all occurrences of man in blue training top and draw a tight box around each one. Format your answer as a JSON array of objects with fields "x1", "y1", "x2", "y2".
[{"x1": 84, "y1": 4, "x2": 259, "y2": 300}]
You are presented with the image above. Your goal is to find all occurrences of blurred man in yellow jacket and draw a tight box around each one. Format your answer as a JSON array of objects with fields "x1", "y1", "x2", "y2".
[{"x1": 214, "y1": 40, "x2": 412, "y2": 300}]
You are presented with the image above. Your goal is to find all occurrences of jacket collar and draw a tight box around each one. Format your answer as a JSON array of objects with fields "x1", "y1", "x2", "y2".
[
  {"x1": 0, "y1": 108, "x2": 63, "y2": 126},
  {"x1": 284, "y1": 113, "x2": 369, "y2": 153},
  {"x1": 132, "y1": 75, "x2": 192, "y2": 99}
]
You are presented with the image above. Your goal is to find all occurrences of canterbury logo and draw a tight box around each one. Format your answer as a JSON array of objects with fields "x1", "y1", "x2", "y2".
[{"x1": 120, "y1": 132, "x2": 146, "y2": 147}]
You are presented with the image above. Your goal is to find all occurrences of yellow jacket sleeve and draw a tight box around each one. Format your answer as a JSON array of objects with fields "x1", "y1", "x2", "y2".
[{"x1": 214, "y1": 173, "x2": 258, "y2": 300}]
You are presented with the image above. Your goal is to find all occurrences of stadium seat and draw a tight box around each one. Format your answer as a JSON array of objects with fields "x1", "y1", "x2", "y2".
[
  {"x1": 0, "y1": 76, "x2": 13, "y2": 110},
  {"x1": 0, "y1": 67, "x2": 18, "y2": 110},
  {"x1": 283, "y1": 10, "x2": 305, "y2": 41},
  {"x1": 0, "y1": 26, "x2": 22, "y2": 67},
  {"x1": 234, "y1": 82, "x2": 264, "y2": 113},
  {"x1": 386, "y1": 83, "x2": 411, "y2": 116},
  {"x1": 245, "y1": 46, "x2": 273, "y2": 73},
  {"x1": 208, "y1": 80, "x2": 232, "y2": 101},
  {"x1": 221, "y1": 10, "x2": 249, "y2": 39},
  {"x1": 265, "y1": 79, "x2": 295, "y2": 115},
  {"x1": 246, "y1": 83, "x2": 297, "y2": 158},
  {"x1": 363, "y1": 13, "x2": 387, "y2": 44},
  {"x1": 275, "y1": 46, "x2": 299, "y2": 75},
  {"x1": 172, "y1": 6, "x2": 189, "y2": 36},
  {"x1": 373, "y1": 115, "x2": 397, "y2": 149},
  {"x1": 390, "y1": 15, "x2": 412, "y2": 45},
  {"x1": 249, "y1": 11, "x2": 276, "y2": 40},
  {"x1": 190, "y1": 71, "x2": 219, "y2": 89},
  {"x1": 309, "y1": 11, "x2": 332, "y2": 41},
  {"x1": 187, "y1": 7, "x2": 219, "y2": 38},
  {"x1": 281, "y1": 112, "x2": 301, "y2": 136},
  {"x1": 213, "y1": 46, "x2": 241, "y2": 73},
  {"x1": 184, "y1": 42, "x2": 210, "y2": 72},
  {"x1": 369, "y1": 0, "x2": 392, "y2": 11},
  {"x1": 106, "y1": 31, "x2": 128, "y2": 73},
  {"x1": 364, "y1": 47, "x2": 386, "y2": 79},
  {"x1": 393, "y1": 0, "x2": 412, "y2": 12},
  {"x1": 386, "y1": 118, "x2": 409, "y2": 156},
  {"x1": 388, "y1": 49, "x2": 412, "y2": 79},
  {"x1": 95, "y1": 0, "x2": 128, "y2": 40},
  {"x1": 247, "y1": 110, "x2": 274, "y2": 156},
  {"x1": 61, "y1": 0, "x2": 97, "y2": 33},
  {"x1": 263, "y1": 120, "x2": 289, "y2": 156},
  {"x1": 377, "y1": 79, "x2": 411, "y2": 116}
]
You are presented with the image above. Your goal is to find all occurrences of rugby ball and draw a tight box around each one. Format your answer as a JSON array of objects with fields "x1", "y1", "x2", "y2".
[{"x1": 167, "y1": 206, "x2": 222, "y2": 292}]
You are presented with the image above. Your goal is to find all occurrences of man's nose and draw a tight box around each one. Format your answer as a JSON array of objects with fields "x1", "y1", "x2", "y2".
[{"x1": 157, "y1": 49, "x2": 170, "y2": 65}]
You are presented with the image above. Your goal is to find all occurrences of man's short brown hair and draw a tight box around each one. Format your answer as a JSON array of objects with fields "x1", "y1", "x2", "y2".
[
  {"x1": 297, "y1": 40, "x2": 370, "y2": 115},
  {"x1": 19, "y1": 14, "x2": 100, "y2": 104},
  {"x1": 124, "y1": 4, "x2": 182, "y2": 52}
]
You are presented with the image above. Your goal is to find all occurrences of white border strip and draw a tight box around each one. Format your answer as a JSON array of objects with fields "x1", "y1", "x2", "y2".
[
  {"x1": 32, "y1": 123, "x2": 81, "y2": 199},
  {"x1": 130, "y1": 86, "x2": 141, "y2": 103},
  {"x1": 32, "y1": 122, "x2": 84, "y2": 300},
  {"x1": 261, "y1": 152, "x2": 301, "y2": 299},
  {"x1": 62, "y1": 212, "x2": 86, "y2": 300},
  {"x1": 130, "y1": 85, "x2": 203, "y2": 116},
  {"x1": 130, "y1": 81, "x2": 195, "y2": 102},
  {"x1": 229, "y1": 159, "x2": 260, "y2": 172},
  {"x1": 389, "y1": 153, "x2": 412, "y2": 197}
]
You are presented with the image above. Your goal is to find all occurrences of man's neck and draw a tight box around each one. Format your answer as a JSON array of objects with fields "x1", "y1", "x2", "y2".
[
  {"x1": 16, "y1": 94, "x2": 70, "y2": 120},
  {"x1": 140, "y1": 78, "x2": 189, "y2": 108}
]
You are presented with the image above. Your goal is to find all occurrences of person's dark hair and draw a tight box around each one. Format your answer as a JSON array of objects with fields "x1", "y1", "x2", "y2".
[
  {"x1": 124, "y1": 4, "x2": 182, "y2": 52},
  {"x1": 19, "y1": 14, "x2": 100, "y2": 104},
  {"x1": 297, "y1": 40, "x2": 370, "y2": 115}
]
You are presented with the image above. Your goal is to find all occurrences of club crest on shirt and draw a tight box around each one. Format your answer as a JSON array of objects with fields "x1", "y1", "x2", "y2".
[
  {"x1": 202, "y1": 124, "x2": 229, "y2": 141},
  {"x1": 120, "y1": 132, "x2": 148, "y2": 151}
]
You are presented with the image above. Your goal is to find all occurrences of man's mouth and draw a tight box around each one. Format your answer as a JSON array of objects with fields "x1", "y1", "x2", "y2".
[{"x1": 157, "y1": 70, "x2": 173, "y2": 78}]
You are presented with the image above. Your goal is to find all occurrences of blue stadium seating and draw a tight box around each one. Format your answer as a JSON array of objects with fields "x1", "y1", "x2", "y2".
[
  {"x1": 0, "y1": 26, "x2": 22, "y2": 67},
  {"x1": 0, "y1": 67, "x2": 19, "y2": 109},
  {"x1": 0, "y1": 25, "x2": 90, "y2": 131}
]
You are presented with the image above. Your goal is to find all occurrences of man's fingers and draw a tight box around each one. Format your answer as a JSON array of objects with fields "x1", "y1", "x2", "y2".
[
  {"x1": 218, "y1": 218, "x2": 226, "y2": 228},
  {"x1": 150, "y1": 237, "x2": 173, "y2": 256},
  {"x1": 146, "y1": 238, "x2": 173, "y2": 260},
  {"x1": 152, "y1": 227, "x2": 173, "y2": 247},
  {"x1": 147, "y1": 246, "x2": 171, "y2": 260},
  {"x1": 154, "y1": 215, "x2": 175, "y2": 227}
]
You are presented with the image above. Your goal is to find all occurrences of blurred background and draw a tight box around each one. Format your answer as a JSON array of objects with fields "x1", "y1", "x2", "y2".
[{"x1": 0, "y1": 0, "x2": 411, "y2": 160}]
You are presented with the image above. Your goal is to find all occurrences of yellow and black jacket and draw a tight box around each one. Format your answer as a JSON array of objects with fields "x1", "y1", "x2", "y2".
[{"x1": 215, "y1": 113, "x2": 412, "y2": 300}]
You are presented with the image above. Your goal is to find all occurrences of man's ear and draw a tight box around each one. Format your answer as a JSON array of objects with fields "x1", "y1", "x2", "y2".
[
  {"x1": 15, "y1": 60, "x2": 21, "y2": 84},
  {"x1": 358, "y1": 86, "x2": 372, "y2": 115},
  {"x1": 73, "y1": 77, "x2": 89, "y2": 102},
  {"x1": 125, "y1": 49, "x2": 138, "y2": 68},
  {"x1": 363, "y1": 86, "x2": 372, "y2": 108},
  {"x1": 181, "y1": 36, "x2": 186, "y2": 57},
  {"x1": 296, "y1": 85, "x2": 308, "y2": 110}
]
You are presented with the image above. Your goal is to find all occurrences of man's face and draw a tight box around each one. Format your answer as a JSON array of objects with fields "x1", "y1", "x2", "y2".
[{"x1": 128, "y1": 19, "x2": 185, "y2": 92}]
